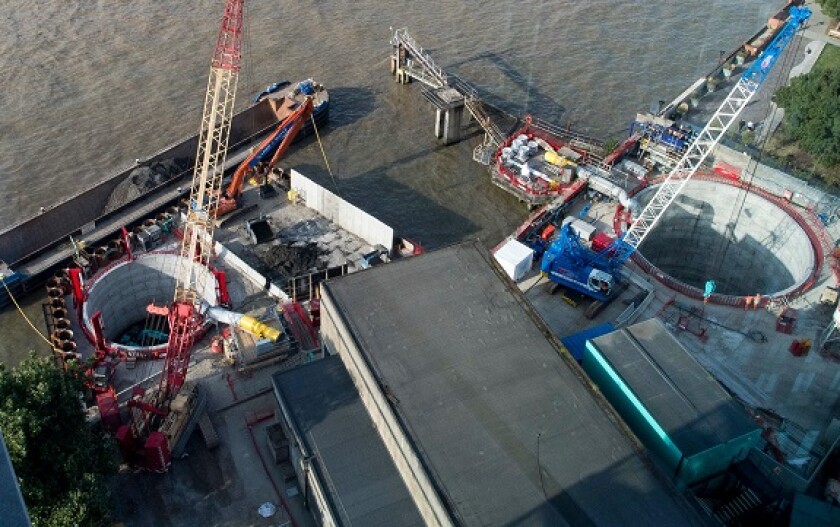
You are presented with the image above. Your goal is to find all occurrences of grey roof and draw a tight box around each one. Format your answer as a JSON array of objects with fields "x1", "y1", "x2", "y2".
[
  {"x1": 589, "y1": 318, "x2": 759, "y2": 457},
  {"x1": 0, "y1": 431, "x2": 31, "y2": 527},
  {"x1": 272, "y1": 355, "x2": 423, "y2": 527},
  {"x1": 322, "y1": 242, "x2": 703, "y2": 527}
]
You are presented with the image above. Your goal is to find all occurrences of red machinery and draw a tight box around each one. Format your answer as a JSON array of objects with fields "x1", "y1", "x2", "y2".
[
  {"x1": 215, "y1": 96, "x2": 314, "y2": 217},
  {"x1": 776, "y1": 307, "x2": 798, "y2": 335}
]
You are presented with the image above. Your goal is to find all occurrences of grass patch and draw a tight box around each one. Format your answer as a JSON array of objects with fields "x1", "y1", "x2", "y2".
[{"x1": 814, "y1": 44, "x2": 840, "y2": 72}]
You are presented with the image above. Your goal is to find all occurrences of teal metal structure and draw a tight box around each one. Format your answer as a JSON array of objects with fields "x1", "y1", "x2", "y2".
[{"x1": 581, "y1": 319, "x2": 761, "y2": 485}]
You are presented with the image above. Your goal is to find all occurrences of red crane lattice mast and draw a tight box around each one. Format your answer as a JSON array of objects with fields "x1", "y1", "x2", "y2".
[{"x1": 119, "y1": 0, "x2": 245, "y2": 472}]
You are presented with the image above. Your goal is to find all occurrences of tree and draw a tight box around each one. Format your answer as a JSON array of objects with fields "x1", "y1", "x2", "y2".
[
  {"x1": 816, "y1": 0, "x2": 840, "y2": 18},
  {"x1": 0, "y1": 356, "x2": 115, "y2": 527},
  {"x1": 774, "y1": 67, "x2": 840, "y2": 169}
]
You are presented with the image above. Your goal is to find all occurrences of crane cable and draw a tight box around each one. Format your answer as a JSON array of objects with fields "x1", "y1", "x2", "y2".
[
  {"x1": 709, "y1": 29, "x2": 806, "y2": 284},
  {"x1": 309, "y1": 113, "x2": 340, "y2": 195},
  {"x1": 1, "y1": 276, "x2": 57, "y2": 349}
]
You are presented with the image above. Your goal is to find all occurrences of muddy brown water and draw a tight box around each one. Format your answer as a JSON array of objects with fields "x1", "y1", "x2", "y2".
[{"x1": 0, "y1": 0, "x2": 778, "y2": 365}]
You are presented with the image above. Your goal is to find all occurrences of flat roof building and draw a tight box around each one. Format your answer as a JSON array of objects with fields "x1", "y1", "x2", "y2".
[
  {"x1": 0, "y1": 431, "x2": 30, "y2": 527},
  {"x1": 583, "y1": 318, "x2": 762, "y2": 485},
  {"x1": 272, "y1": 355, "x2": 424, "y2": 526},
  {"x1": 320, "y1": 242, "x2": 706, "y2": 526}
]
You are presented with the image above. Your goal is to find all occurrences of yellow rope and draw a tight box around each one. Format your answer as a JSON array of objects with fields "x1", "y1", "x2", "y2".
[
  {"x1": 1, "y1": 274, "x2": 56, "y2": 349},
  {"x1": 309, "y1": 113, "x2": 340, "y2": 194}
]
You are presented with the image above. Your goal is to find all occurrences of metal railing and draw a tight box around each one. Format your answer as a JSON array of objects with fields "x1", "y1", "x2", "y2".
[{"x1": 392, "y1": 28, "x2": 447, "y2": 88}]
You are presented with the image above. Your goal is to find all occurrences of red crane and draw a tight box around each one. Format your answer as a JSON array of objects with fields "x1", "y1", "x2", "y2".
[{"x1": 117, "y1": 0, "x2": 246, "y2": 472}]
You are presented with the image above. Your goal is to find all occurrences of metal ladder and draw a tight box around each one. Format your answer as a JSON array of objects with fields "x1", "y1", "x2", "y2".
[
  {"x1": 391, "y1": 28, "x2": 447, "y2": 89},
  {"x1": 392, "y1": 28, "x2": 505, "y2": 162}
]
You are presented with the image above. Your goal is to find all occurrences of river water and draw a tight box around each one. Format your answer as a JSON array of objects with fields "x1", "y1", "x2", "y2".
[{"x1": 0, "y1": 0, "x2": 778, "y2": 365}]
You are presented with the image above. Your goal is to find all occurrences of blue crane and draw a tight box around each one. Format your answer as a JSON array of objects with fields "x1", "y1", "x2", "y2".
[{"x1": 541, "y1": 6, "x2": 811, "y2": 304}]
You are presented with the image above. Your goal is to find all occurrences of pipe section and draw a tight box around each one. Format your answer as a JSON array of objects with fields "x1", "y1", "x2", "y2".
[
  {"x1": 206, "y1": 305, "x2": 282, "y2": 342},
  {"x1": 578, "y1": 170, "x2": 639, "y2": 216}
]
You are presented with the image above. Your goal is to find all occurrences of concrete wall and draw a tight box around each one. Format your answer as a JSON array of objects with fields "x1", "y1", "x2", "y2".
[
  {"x1": 319, "y1": 288, "x2": 452, "y2": 527},
  {"x1": 637, "y1": 179, "x2": 815, "y2": 297},
  {"x1": 712, "y1": 144, "x2": 839, "y2": 211},
  {"x1": 213, "y1": 241, "x2": 289, "y2": 301},
  {"x1": 82, "y1": 253, "x2": 217, "y2": 342},
  {"x1": 291, "y1": 170, "x2": 394, "y2": 250}
]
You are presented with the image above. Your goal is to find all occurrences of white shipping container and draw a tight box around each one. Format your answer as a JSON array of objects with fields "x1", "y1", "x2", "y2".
[
  {"x1": 494, "y1": 239, "x2": 535, "y2": 282},
  {"x1": 561, "y1": 216, "x2": 597, "y2": 242}
]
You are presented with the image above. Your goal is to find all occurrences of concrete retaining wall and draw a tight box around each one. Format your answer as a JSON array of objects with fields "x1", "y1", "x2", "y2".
[
  {"x1": 712, "y1": 143, "x2": 840, "y2": 215},
  {"x1": 290, "y1": 170, "x2": 394, "y2": 250},
  {"x1": 636, "y1": 179, "x2": 815, "y2": 297},
  {"x1": 213, "y1": 241, "x2": 289, "y2": 302},
  {"x1": 82, "y1": 253, "x2": 217, "y2": 340}
]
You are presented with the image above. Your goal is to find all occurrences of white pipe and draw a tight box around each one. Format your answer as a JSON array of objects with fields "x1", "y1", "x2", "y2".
[{"x1": 206, "y1": 306, "x2": 242, "y2": 326}]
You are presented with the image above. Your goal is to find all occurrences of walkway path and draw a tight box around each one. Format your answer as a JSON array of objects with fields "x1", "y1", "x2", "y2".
[
  {"x1": 758, "y1": 38, "x2": 825, "y2": 143},
  {"x1": 802, "y1": 0, "x2": 840, "y2": 47}
]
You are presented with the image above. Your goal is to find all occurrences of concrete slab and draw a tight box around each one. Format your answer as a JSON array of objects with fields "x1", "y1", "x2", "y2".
[{"x1": 109, "y1": 362, "x2": 318, "y2": 527}]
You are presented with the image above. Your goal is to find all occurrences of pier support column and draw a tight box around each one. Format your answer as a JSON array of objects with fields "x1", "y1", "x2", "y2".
[
  {"x1": 429, "y1": 87, "x2": 466, "y2": 145},
  {"x1": 434, "y1": 109, "x2": 444, "y2": 139},
  {"x1": 442, "y1": 105, "x2": 464, "y2": 145},
  {"x1": 391, "y1": 44, "x2": 410, "y2": 84}
]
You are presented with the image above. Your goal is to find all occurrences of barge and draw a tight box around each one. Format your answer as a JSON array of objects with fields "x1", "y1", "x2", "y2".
[
  {"x1": 0, "y1": 79, "x2": 329, "y2": 307},
  {"x1": 491, "y1": 116, "x2": 593, "y2": 208}
]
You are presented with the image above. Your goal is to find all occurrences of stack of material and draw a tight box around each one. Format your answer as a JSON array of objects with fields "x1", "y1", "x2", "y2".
[{"x1": 104, "y1": 158, "x2": 191, "y2": 213}]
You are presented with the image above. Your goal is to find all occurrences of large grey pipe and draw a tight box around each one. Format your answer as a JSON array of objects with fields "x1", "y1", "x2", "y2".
[{"x1": 578, "y1": 169, "x2": 639, "y2": 217}]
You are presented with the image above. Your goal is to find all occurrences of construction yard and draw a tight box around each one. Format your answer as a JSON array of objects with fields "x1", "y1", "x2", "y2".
[{"x1": 108, "y1": 355, "x2": 316, "y2": 527}]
